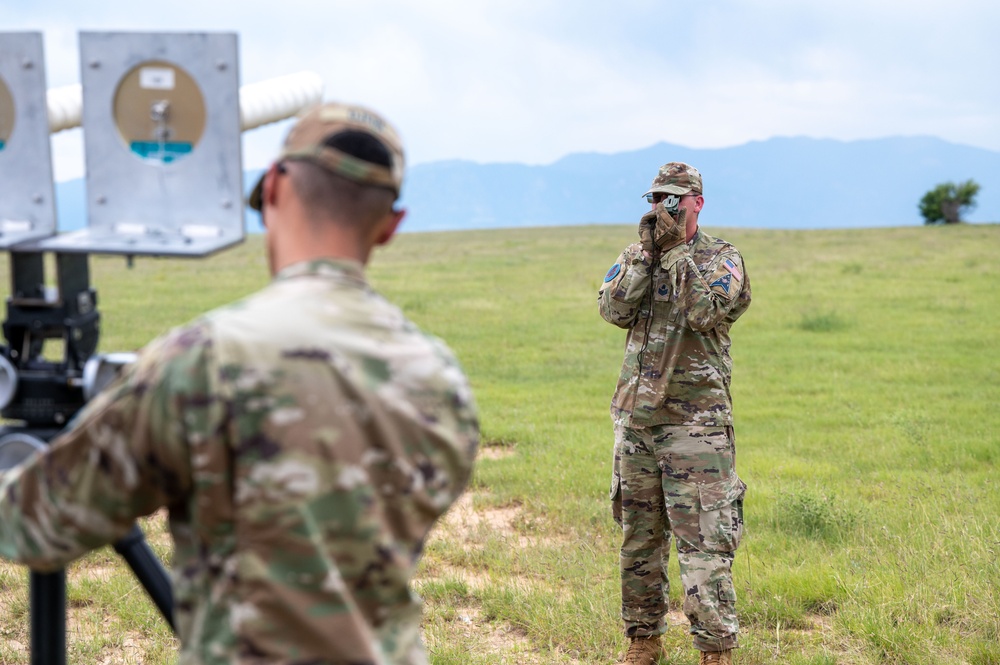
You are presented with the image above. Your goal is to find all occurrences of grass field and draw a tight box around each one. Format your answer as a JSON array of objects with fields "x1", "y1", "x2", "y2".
[{"x1": 0, "y1": 222, "x2": 997, "y2": 664}]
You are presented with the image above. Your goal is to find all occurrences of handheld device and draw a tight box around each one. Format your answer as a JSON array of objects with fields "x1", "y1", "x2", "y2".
[{"x1": 661, "y1": 193, "x2": 681, "y2": 215}]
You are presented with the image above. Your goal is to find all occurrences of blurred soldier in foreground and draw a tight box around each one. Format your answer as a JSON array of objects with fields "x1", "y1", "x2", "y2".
[
  {"x1": 598, "y1": 163, "x2": 751, "y2": 665},
  {"x1": 0, "y1": 102, "x2": 480, "y2": 664}
]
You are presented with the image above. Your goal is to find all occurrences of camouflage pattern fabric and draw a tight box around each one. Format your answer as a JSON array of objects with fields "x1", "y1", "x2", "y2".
[
  {"x1": 599, "y1": 230, "x2": 751, "y2": 427},
  {"x1": 611, "y1": 422, "x2": 744, "y2": 651},
  {"x1": 599, "y1": 228, "x2": 750, "y2": 652},
  {"x1": 642, "y1": 162, "x2": 703, "y2": 198},
  {"x1": 0, "y1": 257, "x2": 480, "y2": 665}
]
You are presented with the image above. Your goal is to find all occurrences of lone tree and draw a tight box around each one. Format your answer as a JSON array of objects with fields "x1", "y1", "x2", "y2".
[{"x1": 919, "y1": 179, "x2": 980, "y2": 224}]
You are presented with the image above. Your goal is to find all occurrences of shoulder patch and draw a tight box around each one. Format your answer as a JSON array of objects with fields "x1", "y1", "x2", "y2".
[
  {"x1": 723, "y1": 258, "x2": 742, "y2": 281},
  {"x1": 604, "y1": 263, "x2": 622, "y2": 283},
  {"x1": 710, "y1": 273, "x2": 732, "y2": 294}
]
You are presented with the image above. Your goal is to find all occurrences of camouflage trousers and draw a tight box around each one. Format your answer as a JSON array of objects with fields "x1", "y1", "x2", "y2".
[{"x1": 610, "y1": 422, "x2": 746, "y2": 652}]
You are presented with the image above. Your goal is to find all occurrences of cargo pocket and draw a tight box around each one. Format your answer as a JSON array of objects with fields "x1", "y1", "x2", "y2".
[
  {"x1": 718, "y1": 577, "x2": 737, "y2": 604},
  {"x1": 697, "y1": 475, "x2": 746, "y2": 553}
]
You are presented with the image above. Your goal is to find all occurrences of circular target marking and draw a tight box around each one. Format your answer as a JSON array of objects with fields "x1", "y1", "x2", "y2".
[
  {"x1": 0, "y1": 75, "x2": 14, "y2": 152},
  {"x1": 113, "y1": 60, "x2": 206, "y2": 164}
]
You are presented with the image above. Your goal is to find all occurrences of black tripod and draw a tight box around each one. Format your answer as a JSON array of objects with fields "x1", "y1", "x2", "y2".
[{"x1": 0, "y1": 252, "x2": 175, "y2": 665}]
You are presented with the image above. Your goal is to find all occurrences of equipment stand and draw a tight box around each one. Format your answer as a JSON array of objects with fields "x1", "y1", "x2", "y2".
[{"x1": 0, "y1": 252, "x2": 176, "y2": 665}]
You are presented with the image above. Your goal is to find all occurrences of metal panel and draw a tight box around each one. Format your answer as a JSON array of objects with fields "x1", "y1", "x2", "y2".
[
  {"x1": 38, "y1": 32, "x2": 244, "y2": 257},
  {"x1": 0, "y1": 33, "x2": 58, "y2": 247}
]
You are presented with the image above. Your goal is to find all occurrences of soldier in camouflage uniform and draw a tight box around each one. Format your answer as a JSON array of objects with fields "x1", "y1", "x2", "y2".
[
  {"x1": 0, "y1": 102, "x2": 480, "y2": 665},
  {"x1": 598, "y1": 163, "x2": 750, "y2": 665}
]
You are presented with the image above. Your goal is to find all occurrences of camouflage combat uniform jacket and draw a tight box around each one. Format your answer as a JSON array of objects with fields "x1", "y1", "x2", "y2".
[
  {"x1": 0, "y1": 258, "x2": 480, "y2": 665},
  {"x1": 599, "y1": 230, "x2": 751, "y2": 426}
]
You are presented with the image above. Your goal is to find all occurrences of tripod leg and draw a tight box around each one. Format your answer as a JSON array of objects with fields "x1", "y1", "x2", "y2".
[
  {"x1": 30, "y1": 570, "x2": 66, "y2": 665},
  {"x1": 112, "y1": 525, "x2": 176, "y2": 633}
]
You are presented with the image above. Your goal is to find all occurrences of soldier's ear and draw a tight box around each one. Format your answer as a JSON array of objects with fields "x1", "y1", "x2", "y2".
[
  {"x1": 374, "y1": 208, "x2": 406, "y2": 247},
  {"x1": 261, "y1": 162, "x2": 288, "y2": 214}
]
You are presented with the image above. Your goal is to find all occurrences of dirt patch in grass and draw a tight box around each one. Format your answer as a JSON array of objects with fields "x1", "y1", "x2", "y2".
[
  {"x1": 419, "y1": 489, "x2": 585, "y2": 661},
  {"x1": 419, "y1": 564, "x2": 492, "y2": 591},
  {"x1": 439, "y1": 602, "x2": 583, "y2": 665},
  {"x1": 666, "y1": 609, "x2": 688, "y2": 628},
  {"x1": 72, "y1": 564, "x2": 118, "y2": 584},
  {"x1": 434, "y1": 490, "x2": 560, "y2": 550},
  {"x1": 443, "y1": 491, "x2": 521, "y2": 532},
  {"x1": 807, "y1": 612, "x2": 834, "y2": 631},
  {"x1": 478, "y1": 438, "x2": 517, "y2": 462},
  {"x1": 479, "y1": 446, "x2": 516, "y2": 461}
]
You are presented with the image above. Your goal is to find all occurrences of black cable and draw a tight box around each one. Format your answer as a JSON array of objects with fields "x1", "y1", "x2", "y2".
[{"x1": 634, "y1": 251, "x2": 659, "y2": 381}]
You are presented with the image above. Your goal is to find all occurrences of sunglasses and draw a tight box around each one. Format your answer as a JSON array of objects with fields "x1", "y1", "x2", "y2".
[{"x1": 645, "y1": 192, "x2": 697, "y2": 204}]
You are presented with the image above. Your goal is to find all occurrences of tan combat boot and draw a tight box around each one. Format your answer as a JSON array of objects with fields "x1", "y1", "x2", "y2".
[
  {"x1": 699, "y1": 648, "x2": 734, "y2": 665},
  {"x1": 617, "y1": 635, "x2": 662, "y2": 665}
]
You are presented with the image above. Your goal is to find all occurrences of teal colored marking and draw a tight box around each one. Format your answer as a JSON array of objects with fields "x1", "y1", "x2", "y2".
[
  {"x1": 0, "y1": 140, "x2": 5, "y2": 151},
  {"x1": 130, "y1": 141, "x2": 194, "y2": 163}
]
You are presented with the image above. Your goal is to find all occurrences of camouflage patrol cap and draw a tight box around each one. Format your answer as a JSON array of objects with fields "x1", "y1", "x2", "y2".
[
  {"x1": 642, "y1": 162, "x2": 703, "y2": 198},
  {"x1": 249, "y1": 102, "x2": 405, "y2": 211}
]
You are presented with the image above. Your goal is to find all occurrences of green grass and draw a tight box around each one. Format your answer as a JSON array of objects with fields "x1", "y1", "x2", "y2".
[{"x1": 0, "y1": 222, "x2": 998, "y2": 664}]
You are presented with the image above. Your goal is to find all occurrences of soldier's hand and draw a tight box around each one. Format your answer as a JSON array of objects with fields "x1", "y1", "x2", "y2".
[
  {"x1": 638, "y1": 201, "x2": 687, "y2": 257},
  {"x1": 638, "y1": 213, "x2": 657, "y2": 256}
]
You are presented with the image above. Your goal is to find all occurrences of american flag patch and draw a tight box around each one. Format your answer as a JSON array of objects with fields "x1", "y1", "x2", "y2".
[{"x1": 723, "y1": 258, "x2": 742, "y2": 281}]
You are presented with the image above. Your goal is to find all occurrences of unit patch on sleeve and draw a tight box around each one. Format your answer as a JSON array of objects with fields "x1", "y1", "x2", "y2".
[
  {"x1": 604, "y1": 263, "x2": 622, "y2": 283},
  {"x1": 710, "y1": 273, "x2": 733, "y2": 295}
]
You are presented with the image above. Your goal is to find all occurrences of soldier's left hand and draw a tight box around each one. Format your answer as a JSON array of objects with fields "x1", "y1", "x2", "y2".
[{"x1": 638, "y1": 201, "x2": 687, "y2": 257}]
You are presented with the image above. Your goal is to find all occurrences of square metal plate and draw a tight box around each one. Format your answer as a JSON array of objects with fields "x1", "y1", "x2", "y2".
[
  {"x1": 35, "y1": 32, "x2": 245, "y2": 257},
  {"x1": 0, "y1": 32, "x2": 58, "y2": 248}
]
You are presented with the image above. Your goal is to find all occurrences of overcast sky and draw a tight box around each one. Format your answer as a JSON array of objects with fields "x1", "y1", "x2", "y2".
[{"x1": 7, "y1": 0, "x2": 1000, "y2": 182}]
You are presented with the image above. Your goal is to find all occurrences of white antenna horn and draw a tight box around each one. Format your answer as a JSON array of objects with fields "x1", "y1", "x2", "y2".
[
  {"x1": 47, "y1": 71, "x2": 324, "y2": 134},
  {"x1": 239, "y1": 71, "x2": 324, "y2": 131}
]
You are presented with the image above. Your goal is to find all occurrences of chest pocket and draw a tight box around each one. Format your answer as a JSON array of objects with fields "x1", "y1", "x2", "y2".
[{"x1": 651, "y1": 276, "x2": 687, "y2": 326}]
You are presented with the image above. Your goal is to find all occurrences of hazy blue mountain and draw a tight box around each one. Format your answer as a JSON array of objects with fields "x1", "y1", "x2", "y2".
[
  {"x1": 399, "y1": 136, "x2": 1000, "y2": 231},
  {"x1": 54, "y1": 136, "x2": 1000, "y2": 233}
]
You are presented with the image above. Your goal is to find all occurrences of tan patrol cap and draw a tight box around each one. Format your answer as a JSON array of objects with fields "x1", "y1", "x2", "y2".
[
  {"x1": 249, "y1": 102, "x2": 405, "y2": 211},
  {"x1": 642, "y1": 162, "x2": 703, "y2": 198}
]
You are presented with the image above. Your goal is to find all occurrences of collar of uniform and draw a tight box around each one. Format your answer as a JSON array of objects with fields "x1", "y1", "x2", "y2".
[
  {"x1": 688, "y1": 228, "x2": 701, "y2": 246},
  {"x1": 274, "y1": 257, "x2": 367, "y2": 284}
]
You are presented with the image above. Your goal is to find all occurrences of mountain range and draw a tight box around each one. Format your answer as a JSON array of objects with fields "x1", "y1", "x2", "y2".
[{"x1": 54, "y1": 135, "x2": 1000, "y2": 234}]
